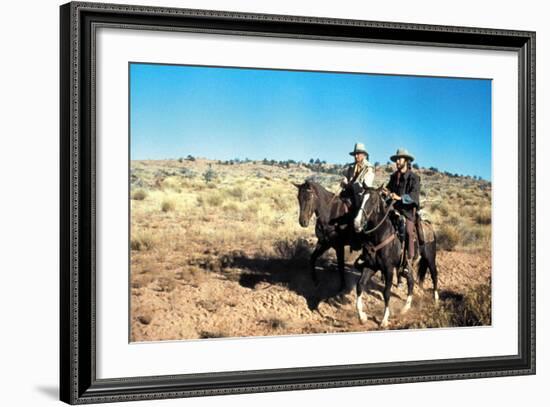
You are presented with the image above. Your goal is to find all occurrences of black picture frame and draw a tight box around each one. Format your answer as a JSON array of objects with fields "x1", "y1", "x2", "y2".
[{"x1": 60, "y1": 1, "x2": 536, "y2": 404}]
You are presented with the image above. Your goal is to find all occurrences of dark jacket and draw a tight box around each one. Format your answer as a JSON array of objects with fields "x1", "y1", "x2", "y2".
[{"x1": 386, "y1": 170, "x2": 421, "y2": 220}]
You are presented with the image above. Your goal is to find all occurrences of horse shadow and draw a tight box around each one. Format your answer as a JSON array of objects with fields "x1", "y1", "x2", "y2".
[{"x1": 223, "y1": 253, "x2": 399, "y2": 310}]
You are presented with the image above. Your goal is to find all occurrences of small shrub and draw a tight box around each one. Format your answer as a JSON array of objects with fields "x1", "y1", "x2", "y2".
[
  {"x1": 132, "y1": 189, "x2": 147, "y2": 201},
  {"x1": 203, "y1": 165, "x2": 217, "y2": 183},
  {"x1": 227, "y1": 186, "x2": 245, "y2": 199},
  {"x1": 474, "y1": 208, "x2": 492, "y2": 225},
  {"x1": 273, "y1": 238, "x2": 311, "y2": 267},
  {"x1": 261, "y1": 317, "x2": 288, "y2": 330},
  {"x1": 437, "y1": 224, "x2": 460, "y2": 250},
  {"x1": 131, "y1": 231, "x2": 155, "y2": 251},
  {"x1": 460, "y1": 224, "x2": 491, "y2": 249},
  {"x1": 161, "y1": 199, "x2": 176, "y2": 212},
  {"x1": 222, "y1": 202, "x2": 239, "y2": 214},
  {"x1": 206, "y1": 192, "x2": 223, "y2": 206},
  {"x1": 407, "y1": 283, "x2": 491, "y2": 328},
  {"x1": 457, "y1": 283, "x2": 492, "y2": 326}
]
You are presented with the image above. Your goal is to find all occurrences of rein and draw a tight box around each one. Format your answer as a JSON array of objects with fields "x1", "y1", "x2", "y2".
[
  {"x1": 361, "y1": 199, "x2": 395, "y2": 235},
  {"x1": 367, "y1": 233, "x2": 396, "y2": 253}
]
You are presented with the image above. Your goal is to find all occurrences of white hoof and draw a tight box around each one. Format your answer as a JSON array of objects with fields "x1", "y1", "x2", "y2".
[
  {"x1": 380, "y1": 307, "x2": 390, "y2": 328},
  {"x1": 358, "y1": 311, "x2": 368, "y2": 324},
  {"x1": 434, "y1": 290, "x2": 440, "y2": 305}
]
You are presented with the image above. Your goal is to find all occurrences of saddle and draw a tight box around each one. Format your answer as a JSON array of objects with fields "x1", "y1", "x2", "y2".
[{"x1": 390, "y1": 210, "x2": 426, "y2": 262}]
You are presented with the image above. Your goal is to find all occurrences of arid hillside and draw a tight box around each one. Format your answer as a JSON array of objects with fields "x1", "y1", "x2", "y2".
[{"x1": 130, "y1": 158, "x2": 492, "y2": 341}]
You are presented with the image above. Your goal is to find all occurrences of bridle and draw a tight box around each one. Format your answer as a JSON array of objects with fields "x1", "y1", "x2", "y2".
[{"x1": 360, "y1": 195, "x2": 395, "y2": 235}]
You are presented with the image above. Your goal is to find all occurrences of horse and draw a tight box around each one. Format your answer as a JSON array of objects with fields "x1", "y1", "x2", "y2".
[
  {"x1": 352, "y1": 186, "x2": 439, "y2": 327},
  {"x1": 293, "y1": 180, "x2": 360, "y2": 292}
]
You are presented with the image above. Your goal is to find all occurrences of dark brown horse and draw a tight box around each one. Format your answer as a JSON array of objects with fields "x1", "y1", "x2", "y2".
[
  {"x1": 352, "y1": 186, "x2": 439, "y2": 327},
  {"x1": 293, "y1": 180, "x2": 360, "y2": 292}
]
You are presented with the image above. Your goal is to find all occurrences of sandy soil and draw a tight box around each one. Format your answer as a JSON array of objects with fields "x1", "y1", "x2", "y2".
[{"x1": 130, "y1": 248, "x2": 491, "y2": 341}]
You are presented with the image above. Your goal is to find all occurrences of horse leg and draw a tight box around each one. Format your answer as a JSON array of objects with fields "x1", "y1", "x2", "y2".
[
  {"x1": 396, "y1": 269, "x2": 403, "y2": 288},
  {"x1": 380, "y1": 267, "x2": 394, "y2": 328},
  {"x1": 356, "y1": 267, "x2": 375, "y2": 324},
  {"x1": 310, "y1": 241, "x2": 330, "y2": 286},
  {"x1": 427, "y1": 251, "x2": 439, "y2": 304},
  {"x1": 417, "y1": 257, "x2": 429, "y2": 290},
  {"x1": 335, "y1": 244, "x2": 348, "y2": 293},
  {"x1": 400, "y1": 266, "x2": 414, "y2": 315}
]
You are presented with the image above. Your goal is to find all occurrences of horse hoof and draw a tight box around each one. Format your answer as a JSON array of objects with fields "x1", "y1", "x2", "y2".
[
  {"x1": 380, "y1": 320, "x2": 389, "y2": 329},
  {"x1": 358, "y1": 312, "x2": 368, "y2": 324}
]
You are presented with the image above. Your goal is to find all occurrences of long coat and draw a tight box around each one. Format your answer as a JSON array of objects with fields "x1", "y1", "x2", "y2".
[
  {"x1": 341, "y1": 161, "x2": 375, "y2": 207},
  {"x1": 386, "y1": 170, "x2": 421, "y2": 221},
  {"x1": 342, "y1": 161, "x2": 375, "y2": 189}
]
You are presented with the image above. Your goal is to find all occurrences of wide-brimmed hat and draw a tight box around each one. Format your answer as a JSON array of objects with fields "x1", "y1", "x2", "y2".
[
  {"x1": 390, "y1": 148, "x2": 415, "y2": 162},
  {"x1": 349, "y1": 142, "x2": 369, "y2": 156}
]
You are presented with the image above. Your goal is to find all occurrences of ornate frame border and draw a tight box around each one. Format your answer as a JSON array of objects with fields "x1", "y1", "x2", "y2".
[{"x1": 60, "y1": 2, "x2": 536, "y2": 404}]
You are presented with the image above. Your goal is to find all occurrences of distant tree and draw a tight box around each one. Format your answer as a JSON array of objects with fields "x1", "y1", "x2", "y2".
[
  {"x1": 309, "y1": 158, "x2": 315, "y2": 164},
  {"x1": 186, "y1": 154, "x2": 195, "y2": 161},
  {"x1": 412, "y1": 163, "x2": 420, "y2": 170},
  {"x1": 178, "y1": 157, "x2": 184, "y2": 163},
  {"x1": 315, "y1": 158, "x2": 321, "y2": 165},
  {"x1": 374, "y1": 161, "x2": 380, "y2": 167},
  {"x1": 429, "y1": 166, "x2": 439, "y2": 172},
  {"x1": 386, "y1": 161, "x2": 392, "y2": 166},
  {"x1": 203, "y1": 164, "x2": 216, "y2": 183}
]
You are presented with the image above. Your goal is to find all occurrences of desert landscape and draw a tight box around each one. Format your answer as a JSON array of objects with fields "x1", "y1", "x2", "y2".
[{"x1": 130, "y1": 157, "x2": 492, "y2": 342}]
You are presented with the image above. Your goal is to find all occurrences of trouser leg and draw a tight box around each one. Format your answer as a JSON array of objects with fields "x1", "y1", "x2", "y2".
[{"x1": 406, "y1": 219, "x2": 415, "y2": 259}]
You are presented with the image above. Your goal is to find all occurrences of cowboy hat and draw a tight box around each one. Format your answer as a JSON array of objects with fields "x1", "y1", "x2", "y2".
[
  {"x1": 349, "y1": 142, "x2": 369, "y2": 156},
  {"x1": 390, "y1": 148, "x2": 415, "y2": 162}
]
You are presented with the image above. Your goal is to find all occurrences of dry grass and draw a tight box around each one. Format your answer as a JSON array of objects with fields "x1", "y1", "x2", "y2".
[
  {"x1": 437, "y1": 224, "x2": 461, "y2": 251},
  {"x1": 408, "y1": 283, "x2": 492, "y2": 329},
  {"x1": 131, "y1": 229, "x2": 156, "y2": 251}
]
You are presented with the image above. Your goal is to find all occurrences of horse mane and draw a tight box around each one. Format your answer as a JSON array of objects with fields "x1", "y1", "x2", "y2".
[{"x1": 306, "y1": 180, "x2": 336, "y2": 201}]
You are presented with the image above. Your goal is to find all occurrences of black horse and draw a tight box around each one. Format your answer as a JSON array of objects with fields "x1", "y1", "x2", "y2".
[
  {"x1": 293, "y1": 180, "x2": 360, "y2": 292},
  {"x1": 352, "y1": 186, "x2": 439, "y2": 327}
]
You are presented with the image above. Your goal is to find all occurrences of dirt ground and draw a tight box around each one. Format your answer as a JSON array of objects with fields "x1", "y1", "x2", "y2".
[{"x1": 130, "y1": 248, "x2": 491, "y2": 341}]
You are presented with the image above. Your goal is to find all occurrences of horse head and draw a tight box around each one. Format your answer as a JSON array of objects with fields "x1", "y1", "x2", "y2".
[
  {"x1": 353, "y1": 185, "x2": 386, "y2": 233},
  {"x1": 293, "y1": 180, "x2": 318, "y2": 227}
]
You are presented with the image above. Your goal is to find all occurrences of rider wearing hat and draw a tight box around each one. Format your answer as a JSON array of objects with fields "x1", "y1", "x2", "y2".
[
  {"x1": 384, "y1": 148, "x2": 425, "y2": 271},
  {"x1": 340, "y1": 142, "x2": 375, "y2": 210}
]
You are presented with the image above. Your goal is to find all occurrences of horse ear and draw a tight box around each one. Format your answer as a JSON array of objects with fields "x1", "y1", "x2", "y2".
[
  {"x1": 376, "y1": 184, "x2": 385, "y2": 192},
  {"x1": 292, "y1": 182, "x2": 302, "y2": 188}
]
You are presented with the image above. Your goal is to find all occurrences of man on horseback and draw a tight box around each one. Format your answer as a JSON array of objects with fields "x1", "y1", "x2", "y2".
[
  {"x1": 339, "y1": 142, "x2": 375, "y2": 215},
  {"x1": 336, "y1": 143, "x2": 375, "y2": 249},
  {"x1": 384, "y1": 148, "x2": 425, "y2": 274}
]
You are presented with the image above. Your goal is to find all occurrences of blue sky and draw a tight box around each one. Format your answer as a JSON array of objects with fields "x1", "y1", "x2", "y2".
[{"x1": 130, "y1": 63, "x2": 492, "y2": 180}]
